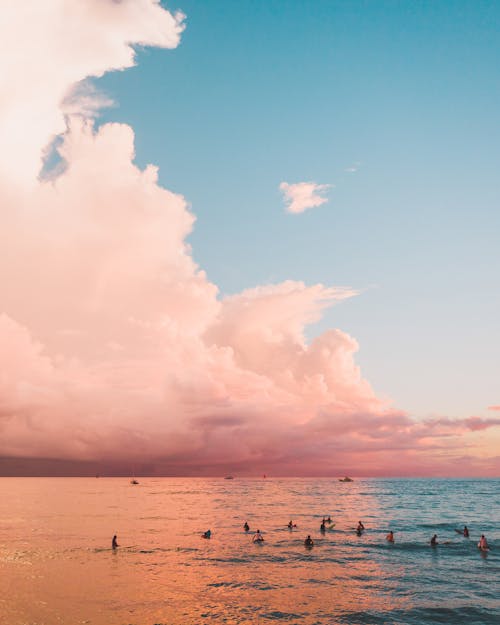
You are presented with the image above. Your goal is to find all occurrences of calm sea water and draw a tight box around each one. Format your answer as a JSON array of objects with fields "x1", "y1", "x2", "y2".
[{"x1": 0, "y1": 477, "x2": 498, "y2": 624}]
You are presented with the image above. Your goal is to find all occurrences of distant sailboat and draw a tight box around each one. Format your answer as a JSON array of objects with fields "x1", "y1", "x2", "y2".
[{"x1": 130, "y1": 467, "x2": 139, "y2": 484}]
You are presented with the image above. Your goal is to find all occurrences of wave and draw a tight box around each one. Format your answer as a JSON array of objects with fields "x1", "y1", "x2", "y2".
[{"x1": 337, "y1": 606, "x2": 500, "y2": 625}]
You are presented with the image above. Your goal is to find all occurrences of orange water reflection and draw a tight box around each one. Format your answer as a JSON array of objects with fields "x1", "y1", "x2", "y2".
[{"x1": 0, "y1": 478, "x2": 408, "y2": 624}]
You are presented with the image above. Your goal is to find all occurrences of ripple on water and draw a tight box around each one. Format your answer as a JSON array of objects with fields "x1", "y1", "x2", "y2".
[{"x1": 0, "y1": 477, "x2": 498, "y2": 625}]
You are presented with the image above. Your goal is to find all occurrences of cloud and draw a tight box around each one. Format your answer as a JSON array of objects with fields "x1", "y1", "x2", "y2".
[
  {"x1": 488, "y1": 405, "x2": 500, "y2": 411},
  {"x1": 0, "y1": 1, "x2": 498, "y2": 477},
  {"x1": 464, "y1": 416, "x2": 500, "y2": 431},
  {"x1": 344, "y1": 161, "x2": 361, "y2": 173},
  {"x1": 0, "y1": 0, "x2": 184, "y2": 184},
  {"x1": 279, "y1": 181, "x2": 332, "y2": 214}
]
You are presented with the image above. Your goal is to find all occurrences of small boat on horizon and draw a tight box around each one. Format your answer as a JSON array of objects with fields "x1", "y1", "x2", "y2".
[
  {"x1": 224, "y1": 476, "x2": 234, "y2": 480},
  {"x1": 130, "y1": 479, "x2": 139, "y2": 485},
  {"x1": 339, "y1": 476, "x2": 353, "y2": 482}
]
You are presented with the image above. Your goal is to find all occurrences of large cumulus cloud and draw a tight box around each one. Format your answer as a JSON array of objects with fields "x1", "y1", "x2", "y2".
[{"x1": 0, "y1": 1, "x2": 498, "y2": 476}]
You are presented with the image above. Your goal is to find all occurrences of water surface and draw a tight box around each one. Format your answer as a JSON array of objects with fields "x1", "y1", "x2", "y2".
[{"x1": 0, "y1": 477, "x2": 498, "y2": 624}]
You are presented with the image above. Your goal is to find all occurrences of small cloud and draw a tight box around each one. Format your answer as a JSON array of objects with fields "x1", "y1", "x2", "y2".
[
  {"x1": 465, "y1": 416, "x2": 500, "y2": 431},
  {"x1": 344, "y1": 161, "x2": 361, "y2": 173},
  {"x1": 488, "y1": 405, "x2": 500, "y2": 411},
  {"x1": 279, "y1": 181, "x2": 331, "y2": 214}
]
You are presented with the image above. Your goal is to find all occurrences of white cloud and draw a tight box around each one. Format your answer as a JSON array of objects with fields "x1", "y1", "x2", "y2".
[
  {"x1": 280, "y1": 181, "x2": 331, "y2": 214},
  {"x1": 344, "y1": 161, "x2": 361, "y2": 173},
  {"x1": 0, "y1": 0, "x2": 185, "y2": 185}
]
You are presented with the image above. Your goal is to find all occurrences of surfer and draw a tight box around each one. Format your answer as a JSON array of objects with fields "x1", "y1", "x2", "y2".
[
  {"x1": 202, "y1": 529, "x2": 211, "y2": 539},
  {"x1": 455, "y1": 525, "x2": 469, "y2": 537},
  {"x1": 478, "y1": 535, "x2": 489, "y2": 550},
  {"x1": 112, "y1": 535, "x2": 119, "y2": 549},
  {"x1": 386, "y1": 531, "x2": 394, "y2": 543},
  {"x1": 253, "y1": 530, "x2": 264, "y2": 543},
  {"x1": 430, "y1": 534, "x2": 438, "y2": 546},
  {"x1": 304, "y1": 535, "x2": 314, "y2": 548},
  {"x1": 244, "y1": 521, "x2": 250, "y2": 532}
]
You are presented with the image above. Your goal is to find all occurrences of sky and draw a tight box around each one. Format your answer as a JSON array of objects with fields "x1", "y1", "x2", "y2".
[{"x1": 0, "y1": 0, "x2": 499, "y2": 476}]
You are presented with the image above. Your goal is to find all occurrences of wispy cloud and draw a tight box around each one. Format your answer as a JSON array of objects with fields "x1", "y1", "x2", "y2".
[
  {"x1": 344, "y1": 161, "x2": 361, "y2": 173},
  {"x1": 279, "y1": 181, "x2": 332, "y2": 214}
]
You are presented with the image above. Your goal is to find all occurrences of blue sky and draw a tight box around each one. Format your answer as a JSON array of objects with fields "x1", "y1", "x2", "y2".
[{"x1": 96, "y1": 0, "x2": 500, "y2": 419}]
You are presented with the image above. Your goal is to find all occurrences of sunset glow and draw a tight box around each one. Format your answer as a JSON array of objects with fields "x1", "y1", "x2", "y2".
[{"x1": 1, "y1": 0, "x2": 499, "y2": 476}]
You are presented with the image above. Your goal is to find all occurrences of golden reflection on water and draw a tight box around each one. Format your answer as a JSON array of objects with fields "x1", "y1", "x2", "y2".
[{"x1": 0, "y1": 478, "x2": 407, "y2": 624}]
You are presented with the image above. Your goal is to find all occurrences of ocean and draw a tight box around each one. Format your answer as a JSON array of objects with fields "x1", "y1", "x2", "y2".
[{"x1": 0, "y1": 477, "x2": 498, "y2": 624}]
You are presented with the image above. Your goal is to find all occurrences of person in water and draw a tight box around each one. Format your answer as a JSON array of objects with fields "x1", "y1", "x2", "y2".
[
  {"x1": 320, "y1": 520, "x2": 326, "y2": 533},
  {"x1": 478, "y1": 535, "x2": 489, "y2": 550},
  {"x1": 357, "y1": 521, "x2": 365, "y2": 532},
  {"x1": 253, "y1": 530, "x2": 264, "y2": 542},
  {"x1": 202, "y1": 529, "x2": 211, "y2": 539},
  {"x1": 244, "y1": 521, "x2": 250, "y2": 532},
  {"x1": 455, "y1": 525, "x2": 470, "y2": 537},
  {"x1": 430, "y1": 534, "x2": 438, "y2": 546},
  {"x1": 304, "y1": 535, "x2": 314, "y2": 547},
  {"x1": 386, "y1": 531, "x2": 394, "y2": 543},
  {"x1": 112, "y1": 535, "x2": 119, "y2": 549},
  {"x1": 287, "y1": 520, "x2": 297, "y2": 529}
]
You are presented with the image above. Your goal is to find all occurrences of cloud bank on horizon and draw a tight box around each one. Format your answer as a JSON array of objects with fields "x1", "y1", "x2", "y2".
[{"x1": 0, "y1": 1, "x2": 498, "y2": 476}]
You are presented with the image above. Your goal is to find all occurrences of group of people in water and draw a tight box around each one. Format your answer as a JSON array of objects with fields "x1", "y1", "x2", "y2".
[
  {"x1": 225, "y1": 519, "x2": 490, "y2": 550},
  {"x1": 111, "y1": 520, "x2": 490, "y2": 552},
  {"x1": 430, "y1": 525, "x2": 489, "y2": 550}
]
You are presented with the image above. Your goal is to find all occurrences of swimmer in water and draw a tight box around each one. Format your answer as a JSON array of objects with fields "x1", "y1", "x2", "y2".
[
  {"x1": 287, "y1": 520, "x2": 294, "y2": 529},
  {"x1": 430, "y1": 534, "x2": 438, "y2": 546},
  {"x1": 112, "y1": 535, "x2": 119, "y2": 549},
  {"x1": 202, "y1": 529, "x2": 211, "y2": 539},
  {"x1": 478, "y1": 535, "x2": 489, "y2": 550},
  {"x1": 244, "y1": 521, "x2": 250, "y2": 532},
  {"x1": 304, "y1": 535, "x2": 314, "y2": 548},
  {"x1": 386, "y1": 531, "x2": 394, "y2": 543},
  {"x1": 253, "y1": 530, "x2": 264, "y2": 543},
  {"x1": 320, "y1": 520, "x2": 326, "y2": 533},
  {"x1": 455, "y1": 525, "x2": 470, "y2": 537},
  {"x1": 357, "y1": 521, "x2": 365, "y2": 532}
]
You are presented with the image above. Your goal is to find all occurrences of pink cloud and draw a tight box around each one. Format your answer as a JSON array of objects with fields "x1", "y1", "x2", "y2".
[
  {"x1": 464, "y1": 416, "x2": 500, "y2": 431},
  {"x1": 488, "y1": 405, "x2": 500, "y2": 411},
  {"x1": 0, "y1": 2, "x2": 498, "y2": 477},
  {"x1": 0, "y1": 0, "x2": 184, "y2": 184},
  {"x1": 279, "y1": 181, "x2": 332, "y2": 214}
]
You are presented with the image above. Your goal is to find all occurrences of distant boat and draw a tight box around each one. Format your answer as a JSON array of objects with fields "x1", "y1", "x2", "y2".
[
  {"x1": 339, "y1": 476, "x2": 353, "y2": 482},
  {"x1": 130, "y1": 479, "x2": 139, "y2": 485},
  {"x1": 224, "y1": 476, "x2": 234, "y2": 480}
]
